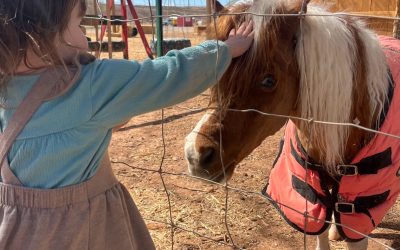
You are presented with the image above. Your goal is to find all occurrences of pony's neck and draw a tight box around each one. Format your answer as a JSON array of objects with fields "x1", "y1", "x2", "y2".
[
  {"x1": 292, "y1": 6, "x2": 389, "y2": 173},
  {"x1": 294, "y1": 124, "x2": 375, "y2": 166}
]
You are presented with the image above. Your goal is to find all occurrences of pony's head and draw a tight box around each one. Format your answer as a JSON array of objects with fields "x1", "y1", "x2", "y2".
[{"x1": 185, "y1": 0, "x2": 389, "y2": 182}]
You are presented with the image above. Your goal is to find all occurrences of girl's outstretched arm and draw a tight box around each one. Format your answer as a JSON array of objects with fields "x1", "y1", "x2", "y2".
[{"x1": 88, "y1": 22, "x2": 254, "y2": 128}]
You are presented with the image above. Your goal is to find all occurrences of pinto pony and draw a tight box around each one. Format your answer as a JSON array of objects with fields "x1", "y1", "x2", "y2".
[{"x1": 184, "y1": 0, "x2": 400, "y2": 249}]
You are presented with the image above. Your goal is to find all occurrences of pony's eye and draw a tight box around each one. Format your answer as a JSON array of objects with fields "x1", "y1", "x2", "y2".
[{"x1": 260, "y1": 75, "x2": 277, "y2": 89}]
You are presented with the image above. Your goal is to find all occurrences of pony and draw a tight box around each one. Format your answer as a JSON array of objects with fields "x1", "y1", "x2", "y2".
[{"x1": 184, "y1": 0, "x2": 400, "y2": 249}]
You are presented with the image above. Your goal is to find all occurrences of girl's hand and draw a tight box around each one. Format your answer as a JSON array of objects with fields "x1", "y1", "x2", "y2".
[{"x1": 224, "y1": 21, "x2": 254, "y2": 58}]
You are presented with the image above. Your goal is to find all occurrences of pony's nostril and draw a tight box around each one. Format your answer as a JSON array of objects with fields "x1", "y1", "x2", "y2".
[{"x1": 199, "y1": 147, "x2": 215, "y2": 166}]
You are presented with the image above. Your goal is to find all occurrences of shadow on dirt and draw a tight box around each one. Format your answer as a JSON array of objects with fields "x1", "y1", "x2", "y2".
[
  {"x1": 371, "y1": 220, "x2": 400, "y2": 249},
  {"x1": 118, "y1": 108, "x2": 208, "y2": 131}
]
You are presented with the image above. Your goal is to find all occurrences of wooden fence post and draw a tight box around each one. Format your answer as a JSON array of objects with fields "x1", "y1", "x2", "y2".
[
  {"x1": 206, "y1": 0, "x2": 212, "y2": 26},
  {"x1": 394, "y1": 0, "x2": 400, "y2": 39}
]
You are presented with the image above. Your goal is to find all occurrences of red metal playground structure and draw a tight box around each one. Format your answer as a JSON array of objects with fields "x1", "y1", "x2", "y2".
[
  {"x1": 82, "y1": 0, "x2": 153, "y2": 60},
  {"x1": 82, "y1": 0, "x2": 215, "y2": 59}
]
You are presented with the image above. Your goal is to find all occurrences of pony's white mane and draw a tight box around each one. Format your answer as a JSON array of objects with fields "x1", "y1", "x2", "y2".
[
  {"x1": 228, "y1": 0, "x2": 253, "y2": 9},
  {"x1": 249, "y1": 0, "x2": 278, "y2": 41},
  {"x1": 250, "y1": 1, "x2": 389, "y2": 170}
]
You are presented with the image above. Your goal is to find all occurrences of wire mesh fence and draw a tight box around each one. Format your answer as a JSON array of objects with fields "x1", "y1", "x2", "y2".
[{"x1": 86, "y1": 0, "x2": 400, "y2": 249}]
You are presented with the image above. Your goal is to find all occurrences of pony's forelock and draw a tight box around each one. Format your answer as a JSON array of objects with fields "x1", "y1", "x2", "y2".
[{"x1": 249, "y1": 0, "x2": 281, "y2": 47}]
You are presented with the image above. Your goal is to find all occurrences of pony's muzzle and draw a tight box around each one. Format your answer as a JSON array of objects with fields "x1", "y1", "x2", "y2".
[{"x1": 185, "y1": 145, "x2": 218, "y2": 177}]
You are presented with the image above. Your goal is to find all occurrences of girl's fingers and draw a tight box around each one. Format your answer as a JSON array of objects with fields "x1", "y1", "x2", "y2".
[
  {"x1": 229, "y1": 28, "x2": 236, "y2": 36},
  {"x1": 248, "y1": 30, "x2": 255, "y2": 38},
  {"x1": 243, "y1": 20, "x2": 253, "y2": 36},
  {"x1": 236, "y1": 21, "x2": 247, "y2": 34}
]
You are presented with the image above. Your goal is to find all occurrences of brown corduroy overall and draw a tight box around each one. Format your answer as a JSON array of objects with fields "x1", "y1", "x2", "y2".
[{"x1": 0, "y1": 68, "x2": 156, "y2": 250}]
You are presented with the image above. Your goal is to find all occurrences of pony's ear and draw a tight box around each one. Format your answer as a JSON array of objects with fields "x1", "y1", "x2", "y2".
[
  {"x1": 288, "y1": 0, "x2": 310, "y2": 14},
  {"x1": 211, "y1": 0, "x2": 227, "y2": 13}
]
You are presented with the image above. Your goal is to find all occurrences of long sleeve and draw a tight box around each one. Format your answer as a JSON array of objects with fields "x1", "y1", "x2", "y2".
[{"x1": 88, "y1": 40, "x2": 231, "y2": 128}]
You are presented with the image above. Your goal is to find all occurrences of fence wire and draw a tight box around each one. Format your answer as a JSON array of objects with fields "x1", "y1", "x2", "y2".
[
  {"x1": 91, "y1": 1, "x2": 399, "y2": 249},
  {"x1": 84, "y1": 12, "x2": 400, "y2": 22}
]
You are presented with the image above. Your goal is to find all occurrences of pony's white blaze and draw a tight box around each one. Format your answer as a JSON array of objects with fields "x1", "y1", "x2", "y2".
[{"x1": 184, "y1": 113, "x2": 212, "y2": 173}]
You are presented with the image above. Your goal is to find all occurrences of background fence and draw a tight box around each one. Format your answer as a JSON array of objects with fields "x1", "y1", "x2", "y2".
[{"x1": 315, "y1": 0, "x2": 397, "y2": 35}]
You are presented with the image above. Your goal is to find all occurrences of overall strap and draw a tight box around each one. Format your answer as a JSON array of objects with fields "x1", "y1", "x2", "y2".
[{"x1": 0, "y1": 67, "x2": 80, "y2": 185}]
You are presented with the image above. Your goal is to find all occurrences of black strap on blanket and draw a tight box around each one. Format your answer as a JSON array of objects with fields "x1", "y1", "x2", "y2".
[
  {"x1": 290, "y1": 137, "x2": 392, "y2": 176},
  {"x1": 351, "y1": 190, "x2": 390, "y2": 227},
  {"x1": 292, "y1": 175, "x2": 390, "y2": 227},
  {"x1": 291, "y1": 175, "x2": 333, "y2": 206}
]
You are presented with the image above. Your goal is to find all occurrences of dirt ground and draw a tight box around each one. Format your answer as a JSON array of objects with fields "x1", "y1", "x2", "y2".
[{"x1": 90, "y1": 27, "x2": 399, "y2": 249}]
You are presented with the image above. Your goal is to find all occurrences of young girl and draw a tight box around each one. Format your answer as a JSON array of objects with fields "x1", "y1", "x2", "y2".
[{"x1": 0, "y1": 0, "x2": 253, "y2": 249}]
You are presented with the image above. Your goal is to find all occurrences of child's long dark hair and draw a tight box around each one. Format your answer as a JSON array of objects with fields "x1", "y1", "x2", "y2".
[{"x1": 0, "y1": 0, "x2": 87, "y2": 91}]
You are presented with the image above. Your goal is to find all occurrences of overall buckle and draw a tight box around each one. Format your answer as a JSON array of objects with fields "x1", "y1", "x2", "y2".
[
  {"x1": 335, "y1": 202, "x2": 355, "y2": 214},
  {"x1": 337, "y1": 165, "x2": 358, "y2": 176}
]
